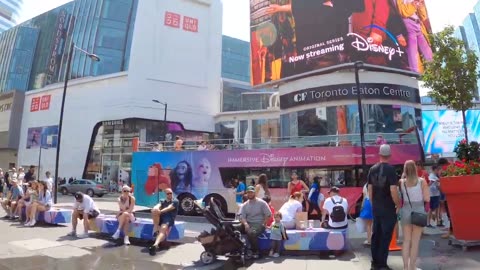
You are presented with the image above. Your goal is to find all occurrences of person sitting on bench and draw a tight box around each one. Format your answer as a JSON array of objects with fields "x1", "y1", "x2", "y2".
[
  {"x1": 26, "y1": 181, "x2": 53, "y2": 227},
  {"x1": 149, "y1": 188, "x2": 178, "y2": 255},
  {"x1": 67, "y1": 192, "x2": 100, "y2": 238},
  {"x1": 321, "y1": 186, "x2": 348, "y2": 229},
  {"x1": 1, "y1": 178, "x2": 23, "y2": 219}
]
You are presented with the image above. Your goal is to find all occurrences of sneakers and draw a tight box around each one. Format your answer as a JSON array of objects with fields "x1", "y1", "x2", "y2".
[
  {"x1": 124, "y1": 236, "x2": 130, "y2": 245},
  {"x1": 363, "y1": 240, "x2": 371, "y2": 246},
  {"x1": 112, "y1": 230, "x2": 121, "y2": 240},
  {"x1": 149, "y1": 245, "x2": 157, "y2": 256},
  {"x1": 272, "y1": 253, "x2": 279, "y2": 258},
  {"x1": 252, "y1": 253, "x2": 259, "y2": 259},
  {"x1": 77, "y1": 232, "x2": 89, "y2": 239},
  {"x1": 67, "y1": 231, "x2": 77, "y2": 237},
  {"x1": 26, "y1": 220, "x2": 36, "y2": 227}
]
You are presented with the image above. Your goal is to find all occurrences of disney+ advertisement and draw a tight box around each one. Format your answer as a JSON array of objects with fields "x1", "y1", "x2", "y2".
[{"x1": 250, "y1": 0, "x2": 433, "y2": 86}]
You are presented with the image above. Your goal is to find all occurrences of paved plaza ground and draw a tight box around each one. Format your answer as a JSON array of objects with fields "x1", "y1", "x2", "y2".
[{"x1": 0, "y1": 194, "x2": 479, "y2": 270}]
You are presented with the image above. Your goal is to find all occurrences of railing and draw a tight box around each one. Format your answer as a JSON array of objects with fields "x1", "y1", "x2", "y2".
[{"x1": 135, "y1": 132, "x2": 419, "y2": 152}]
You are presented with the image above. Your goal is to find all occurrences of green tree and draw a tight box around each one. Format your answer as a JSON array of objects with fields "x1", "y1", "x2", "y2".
[{"x1": 422, "y1": 25, "x2": 479, "y2": 144}]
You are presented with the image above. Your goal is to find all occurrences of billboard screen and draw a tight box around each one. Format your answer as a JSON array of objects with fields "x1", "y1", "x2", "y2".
[
  {"x1": 26, "y1": 125, "x2": 59, "y2": 149},
  {"x1": 422, "y1": 110, "x2": 480, "y2": 154},
  {"x1": 250, "y1": 0, "x2": 433, "y2": 86}
]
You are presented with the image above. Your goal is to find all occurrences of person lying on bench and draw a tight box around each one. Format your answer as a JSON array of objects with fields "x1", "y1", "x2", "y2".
[
  {"x1": 321, "y1": 186, "x2": 348, "y2": 230},
  {"x1": 1, "y1": 178, "x2": 23, "y2": 219},
  {"x1": 26, "y1": 181, "x2": 53, "y2": 227},
  {"x1": 67, "y1": 192, "x2": 100, "y2": 238},
  {"x1": 149, "y1": 188, "x2": 179, "y2": 255}
]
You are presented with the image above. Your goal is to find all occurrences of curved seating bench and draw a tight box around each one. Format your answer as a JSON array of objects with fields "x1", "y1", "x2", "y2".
[
  {"x1": 21, "y1": 207, "x2": 73, "y2": 224},
  {"x1": 89, "y1": 214, "x2": 185, "y2": 241},
  {"x1": 258, "y1": 228, "x2": 348, "y2": 252}
]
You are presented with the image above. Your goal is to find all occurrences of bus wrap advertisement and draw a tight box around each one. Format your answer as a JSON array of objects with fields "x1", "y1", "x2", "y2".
[
  {"x1": 250, "y1": 0, "x2": 433, "y2": 86},
  {"x1": 132, "y1": 144, "x2": 420, "y2": 213}
]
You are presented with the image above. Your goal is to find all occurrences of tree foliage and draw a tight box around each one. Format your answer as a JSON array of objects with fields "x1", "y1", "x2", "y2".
[{"x1": 422, "y1": 26, "x2": 479, "y2": 111}]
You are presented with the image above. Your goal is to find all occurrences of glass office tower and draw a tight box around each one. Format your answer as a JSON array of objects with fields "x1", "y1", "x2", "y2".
[
  {"x1": 0, "y1": 0, "x2": 138, "y2": 93},
  {"x1": 0, "y1": 0, "x2": 22, "y2": 32}
]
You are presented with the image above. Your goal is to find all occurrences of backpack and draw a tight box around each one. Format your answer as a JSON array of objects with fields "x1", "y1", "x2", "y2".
[{"x1": 330, "y1": 197, "x2": 346, "y2": 223}]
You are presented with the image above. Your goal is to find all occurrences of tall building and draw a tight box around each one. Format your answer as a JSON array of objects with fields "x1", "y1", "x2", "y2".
[
  {"x1": 0, "y1": 0, "x2": 138, "y2": 93},
  {"x1": 11, "y1": 0, "x2": 223, "y2": 183},
  {"x1": 0, "y1": 0, "x2": 22, "y2": 32}
]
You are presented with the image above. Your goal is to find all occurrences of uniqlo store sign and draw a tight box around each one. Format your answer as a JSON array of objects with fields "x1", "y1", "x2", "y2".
[
  {"x1": 30, "y1": 95, "x2": 51, "y2": 112},
  {"x1": 164, "y1": 11, "x2": 199, "y2": 33}
]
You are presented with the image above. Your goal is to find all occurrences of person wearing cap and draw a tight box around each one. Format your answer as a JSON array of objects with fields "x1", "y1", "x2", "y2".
[
  {"x1": 240, "y1": 185, "x2": 272, "y2": 259},
  {"x1": 112, "y1": 185, "x2": 136, "y2": 245},
  {"x1": 67, "y1": 192, "x2": 100, "y2": 238},
  {"x1": 149, "y1": 188, "x2": 179, "y2": 255},
  {"x1": 321, "y1": 187, "x2": 348, "y2": 229},
  {"x1": 0, "y1": 178, "x2": 23, "y2": 219},
  {"x1": 367, "y1": 144, "x2": 401, "y2": 270}
]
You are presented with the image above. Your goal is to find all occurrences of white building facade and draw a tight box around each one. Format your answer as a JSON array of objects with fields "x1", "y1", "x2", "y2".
[{"x1": 17, "y1": 0, "x2": 223, "y2": 182}]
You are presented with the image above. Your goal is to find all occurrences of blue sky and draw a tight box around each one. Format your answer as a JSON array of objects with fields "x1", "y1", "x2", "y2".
[{"x1": 19, "y1": 0, "x2": 480, "y2": 41}]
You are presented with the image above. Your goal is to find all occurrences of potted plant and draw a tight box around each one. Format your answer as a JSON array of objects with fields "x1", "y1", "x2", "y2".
[{"x1": 441, "y1": 139, "x2": 480, "y2": 241}]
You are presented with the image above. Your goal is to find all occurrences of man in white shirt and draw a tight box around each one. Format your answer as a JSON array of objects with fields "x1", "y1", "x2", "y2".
[
  {"x1": 321, "y1": 186, "x2": 348, "y2": 229},
  {"x1": 67, "y1": 192, "x2": 100, "y2": 238},
  {"x1": 44, "y1": 171, "x2": 54, "y2": 192}
]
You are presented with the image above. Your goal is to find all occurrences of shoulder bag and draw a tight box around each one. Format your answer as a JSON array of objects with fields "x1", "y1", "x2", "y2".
[{"x1": 403, "y1": 180, "x2": 428, "y2": 227}]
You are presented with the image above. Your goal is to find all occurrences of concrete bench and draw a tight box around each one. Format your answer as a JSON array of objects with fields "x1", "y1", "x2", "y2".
[
  {"x1": 89, "y1": 214, "x2": 185, "y2": 241},
  {"x1": 21, "y1": 207, "x2": 73, "y2": 224},
  {"x1": 258, "y1": 228, "x2": 348, "y2": 251}
]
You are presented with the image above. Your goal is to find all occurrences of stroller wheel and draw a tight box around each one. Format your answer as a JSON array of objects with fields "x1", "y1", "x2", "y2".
[
  {"x1": 244, "y1": 249, "x2": 253, "y2": 260},
  {"x1": 200, "y1": 251, "x2": 216, "y2": 265}
]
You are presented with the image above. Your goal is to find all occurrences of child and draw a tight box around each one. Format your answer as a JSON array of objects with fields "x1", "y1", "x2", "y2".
[{"x1": 269, "y1": 212, "x2": 287, "y2": 258}]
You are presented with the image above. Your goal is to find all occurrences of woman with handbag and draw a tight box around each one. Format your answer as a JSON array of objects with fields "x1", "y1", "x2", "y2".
[{"x1": 399, "y1": 160, "x2": 430, "y2": 270}]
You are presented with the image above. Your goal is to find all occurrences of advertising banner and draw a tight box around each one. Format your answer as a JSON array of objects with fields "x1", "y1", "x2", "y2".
[
  {"x1": 280, "y1": 83, "x2": 420, "y2": 109},
  {"x1": 26, "y1": 125, "x2": 59, "y2": 149},
  {"x1": 422, "y1": 110, "x2": 480, "y2": 154},
  {"x1": 250, "y1": 0, "x2": 433, "y2": 86}
]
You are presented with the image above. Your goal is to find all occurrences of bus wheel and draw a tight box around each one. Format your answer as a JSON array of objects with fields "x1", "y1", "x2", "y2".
[{"x1": 178, "y1": 193, "x2": 197, "y2": 216}]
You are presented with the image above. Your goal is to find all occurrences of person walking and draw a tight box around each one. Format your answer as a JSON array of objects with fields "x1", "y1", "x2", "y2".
[
  {"x1": 399, "y1": 160, "x2": 430, "y2": 270},
  {"x1": 367, "y1": 144, "x2": 401, "y2": 270},
  {"x1": 307, "y1": 176, "x2": 324, "y2": 219}
]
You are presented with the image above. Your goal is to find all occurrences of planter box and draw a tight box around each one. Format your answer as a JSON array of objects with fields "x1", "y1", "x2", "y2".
[{"x1": 441, "y1": 175, "x2": 480, "y2": 241}]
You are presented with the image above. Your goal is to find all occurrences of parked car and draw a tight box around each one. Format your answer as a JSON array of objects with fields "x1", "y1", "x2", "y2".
[{"x1": 59, "y1": 179, "x2": 108, "y2": 197}]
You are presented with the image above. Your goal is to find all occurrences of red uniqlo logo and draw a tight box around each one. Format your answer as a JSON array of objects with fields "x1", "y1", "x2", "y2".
[
  {"x1": 183, "y1": 16, "x2": 198, "y2": 32},
  {"x1": 40, "y1": 95, "x2": 51, "y2": 110},
  {"x1": 30, "y1": 97, "x2": 40, "y2": 112},
  {"x1": 164, "y1": 12, "x2": 181, "y2": 28}
]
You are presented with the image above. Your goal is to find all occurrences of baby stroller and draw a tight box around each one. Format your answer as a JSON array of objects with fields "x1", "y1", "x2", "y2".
[{"x1": 196, "y1": 198, "x2": 252, "y2": 265}]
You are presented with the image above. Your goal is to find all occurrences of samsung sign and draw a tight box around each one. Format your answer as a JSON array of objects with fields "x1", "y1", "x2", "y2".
[{"x1": 280, "y1": 83, "x2": 420, "y2": 110}]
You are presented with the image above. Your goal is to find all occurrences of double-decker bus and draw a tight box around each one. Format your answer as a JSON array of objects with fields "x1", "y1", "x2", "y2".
[{"x1": 131, "y1": 135, "x2": 422, "y2": 216}]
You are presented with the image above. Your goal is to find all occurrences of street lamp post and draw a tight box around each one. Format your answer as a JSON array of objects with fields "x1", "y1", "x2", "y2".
[
  {"x1": 37, "y1": 145, "x2": 48, "y2": 180},
  {"x1": 54, "y1": 42, "x2": 100, "y2": 203},
  {"x1": 354, "y1": 61, "x2": 368, "y2": 183},
  {"x1": 152, "y1": 99, "x2": 168, "y2": 140}
]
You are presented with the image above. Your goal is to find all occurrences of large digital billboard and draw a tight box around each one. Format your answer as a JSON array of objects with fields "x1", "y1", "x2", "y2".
[
  {"x1": 422, "y1": 110, "x2": 480, "y2": 154},
  {"x1": 250, "y1": 0, "x2": 433, "y2": 86},
  {"x1": 26, "y1": 125, "x2": 59, "y2": 149}
]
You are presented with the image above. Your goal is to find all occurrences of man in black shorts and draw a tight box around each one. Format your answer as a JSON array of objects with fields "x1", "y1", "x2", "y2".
[
  {"x1": 367, "y1": 144, "x2": 401, "y2": 270},
  {"x1": 67, "y1": 192, "x2": 100, "y2": 238},
  {"x1": 149, "y1": 188, "x2": 179, "y2": 255}
]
